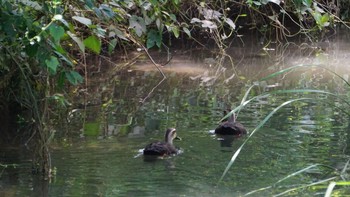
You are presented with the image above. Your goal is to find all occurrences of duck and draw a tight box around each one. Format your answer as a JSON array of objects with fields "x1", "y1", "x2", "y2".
[
  {"x1": 143, "y1": 128, "x2": 181, "y2": 156},
  {"x1": 215, "y1": 110, "x2": 247, "y2": 136}
]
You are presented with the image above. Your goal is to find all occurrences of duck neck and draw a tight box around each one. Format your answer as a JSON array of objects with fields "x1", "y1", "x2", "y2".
[
  {"x1": 228, "y1": 113, "x2": 236, "y2": 123},
  {"x1": 165, "y1": 135, "x2": 173, "y2": 145}
]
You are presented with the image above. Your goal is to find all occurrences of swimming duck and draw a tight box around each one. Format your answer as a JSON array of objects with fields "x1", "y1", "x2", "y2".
[
  {"x1": 143, "y1": 128, "x2": 180, "y2": 156},
  {"x1": 215, "y1": 110, "x2": 247, "y2": 136}
]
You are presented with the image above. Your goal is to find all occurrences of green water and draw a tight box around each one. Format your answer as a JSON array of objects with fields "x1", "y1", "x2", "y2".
[{"x1": 2, "y1": 37, "x2": 350, "y2": 196}]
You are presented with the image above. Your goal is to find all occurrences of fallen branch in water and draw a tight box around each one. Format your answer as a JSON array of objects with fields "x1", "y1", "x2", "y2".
[
  {"x1": 126, "y1": 34, "x2": 168, "y2": 104},
  {"x1": 139, "y1": 44, "x2": 167, "y2": 104}
]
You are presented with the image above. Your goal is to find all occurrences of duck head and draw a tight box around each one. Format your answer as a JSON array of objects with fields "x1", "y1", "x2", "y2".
[
  {"x1": 165, "y1": 128, "x2": 181, "y2": 144},
  {"x1": 223, "y1": 109, "x2": 236, "y2": 123}
]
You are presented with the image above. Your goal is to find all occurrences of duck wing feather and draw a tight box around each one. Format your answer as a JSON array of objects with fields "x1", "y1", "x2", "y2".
[{"x1": 143, "y1": 142, "x2": 177, "y2": 156}]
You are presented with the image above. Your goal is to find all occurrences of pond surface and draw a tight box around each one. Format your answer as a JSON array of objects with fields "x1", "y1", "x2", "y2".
[{"x1": 2, "y1": 32, "x2": 350, "y2": 196}]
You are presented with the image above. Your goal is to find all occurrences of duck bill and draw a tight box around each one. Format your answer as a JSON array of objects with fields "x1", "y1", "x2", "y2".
[{"x1": 175, "y1": 136, "x2": 182, "y2": 141}]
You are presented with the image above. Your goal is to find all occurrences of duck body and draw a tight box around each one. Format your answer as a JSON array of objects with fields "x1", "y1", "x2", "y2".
[
  {"x1": 143, "y1": 141, "x2": 178, "y2": 156},
  {"x1": 215, "y1": 111, "x2": 247, "y2": 136},
  {"x1": 215, "y1": 121, "x2": 247, "y2": 135},
  {"x1": 143, "y1": 128, "x2": 180, "y2": 156}
]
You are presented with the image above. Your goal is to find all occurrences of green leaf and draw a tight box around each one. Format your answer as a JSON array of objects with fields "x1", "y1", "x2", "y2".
[
  {"x1": 246, "y1": 0, "x2": 253, "y2": 6},
  {"x1": 54, "y1": 51, "x2": 73, "y2": 67},
  {"x1": 146, "y1": 29, "x2": 162, "y2": 49},
  {"x1": 45, "y1": 56, "x2": 59, "y2": 75},
  {"x1": 149, "y1": 0, "x2": 158, "y2": 5},
  {"x1": 303, "y1": 0, "x2": 312, "y2": 7},
  {"x1": 114, "y1": 28, "x2": 128, "y2": 41},
  {"x1": 129, "y1": 15, "x2": 146, "y2": 37},
  {"x1": 25, "y1": 43, "x2": 39, "y2": 57},
  {"x1": 49, "y1": 23, "x2": 65, "y2": 44},
  {"x1": 156, "y1": 18, "x2": 162, "y2": 30},
  {"x1": 94, "y1": 7, "x2": 102, "y2": 19},
  {"x1": 253, "y1": 1, "x2": 262, "y2": 6},
  {"x1": 313, "y1": 11, "x2": 322, "y2": 24},
  {"x1": 83, "y1": 35, "x2": 101, "y2": 54},
  {"x1": 183, "y1": 27, "x2": 191, "y2": 38},
  {"x1": 72, "y1": 16, "x2": 92, "y2": 26},
  {"x1": 85, "y1": 0, "x2": 94, "y2": 9},
  {"x1": 20, "y1": 0, "x2": 42, "y2": 10},
  {"x1": 172, "y1": 26, "x2": 179, "y2": 38},
  {"x1": 320, "y1": 13, "x2": 330, "y2": 27},
  {"x1": 99, "y1": 4, "x2": 115, "y2": 19},
  {"x1": 51, "y1": 43, "x2": 66, "y2": 55},
  {"x1": 108, "y1": 25, "x2": 128, "y2": 41},
  {"x1": 65, "y1": 71, "x2": 83, "y2": 85},
  {"x1": 108, "y1": 38, "x2": 117, "y2": 54},
  {"x1": 58, "y1": 72, "x2": 65, "y2": 89},
  {"x1": 144, "y1": 13, "x2": 153, "y2": 25},
  {"x1": 95, "y1": 26, "x2": 106, "y2": 37},
  {"x1": 142, "y1": 1, "x2": 152, "y2": 9},
  {"x1": 50, "y1": 93, "x2": 70, "y2": 107},
  {"x1": 166, "y1": 24, "x2": 179, "y2": 38},
  {"x1": 169, "y1": 14, "x2": 177, "y2": 22},
  {"x1": 67, "y1": 31, "x2": 85, "y2": 52}
]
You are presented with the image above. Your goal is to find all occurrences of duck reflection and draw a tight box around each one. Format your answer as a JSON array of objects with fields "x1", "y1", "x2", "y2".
[
  {"x1": 217, "y1": 135, "x2": 236, "y2": 148},
  {"x1": 143, "y1": 156, "x2": 178, "y2": 171}
]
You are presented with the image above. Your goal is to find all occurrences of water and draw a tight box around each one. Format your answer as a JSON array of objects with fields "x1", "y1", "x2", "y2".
[{"x1": 2, "y1": 34, "x2": 350, "y2": 196}]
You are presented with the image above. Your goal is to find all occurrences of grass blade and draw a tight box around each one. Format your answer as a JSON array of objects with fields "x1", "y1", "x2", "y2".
[
  {"x1": 219, "y1": 86, "x2": 349, "y2": 124},
  {"x1": 219, "y1": 84, "x2": 257, "y2": 122},
  {"x1": 274, "y1": 164, "x2": 321, "y2": 185},
  {"x1": 218, "y1": 98, "x2": 314, "y2": 183},
  {"x1": 324, "y1": 181, "x2": 336, "y2": 197},
  {"x1": 244, "y1": 186, "x2": 272, "y2": 196},
  {"x1": 341, "y1": 158, "x2": 350, "y2": 175},
  {"x1": 221, "y1": 88, "x2": 346, "y2": 123},
  {"x1": 237, "y1": 84, "x2": 257, "y2": 117},
  {"x1": 321, "y1": 67, "x2": 350, "y2": 87},
  {"x1": 260, "y1": 64, "x2": 307, "y2": 81},
  {"x1": 331, "y1": 181, "x2": 350, "y2": 185},
  {"x1": 244, "y1": 164, "x2": 337, "y2": 196},
  {"x1": 260, "y1": 64, "x2": 350, "y2": 87},
  {"x1": 273, "y1": 177, "x2": 337, "y2": 197}
]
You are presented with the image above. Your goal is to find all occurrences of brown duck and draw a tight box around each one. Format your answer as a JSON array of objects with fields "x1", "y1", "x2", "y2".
[
  {"x1": 143, "y1": 128, "x2": 180, "y2": 156},
  {"x1": 215, "y1": 111, "x2": 247, "y2": 136}
]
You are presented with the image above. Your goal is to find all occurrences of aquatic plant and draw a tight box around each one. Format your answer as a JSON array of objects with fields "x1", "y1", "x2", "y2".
[{"x1": 218, "y1": 64, "x2": 350, "y2": 195}]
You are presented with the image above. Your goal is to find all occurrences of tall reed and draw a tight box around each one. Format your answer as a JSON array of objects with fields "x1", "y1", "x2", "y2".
[{"x1": 218, "y1": 64, "x2": 350, "y2": 196}]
